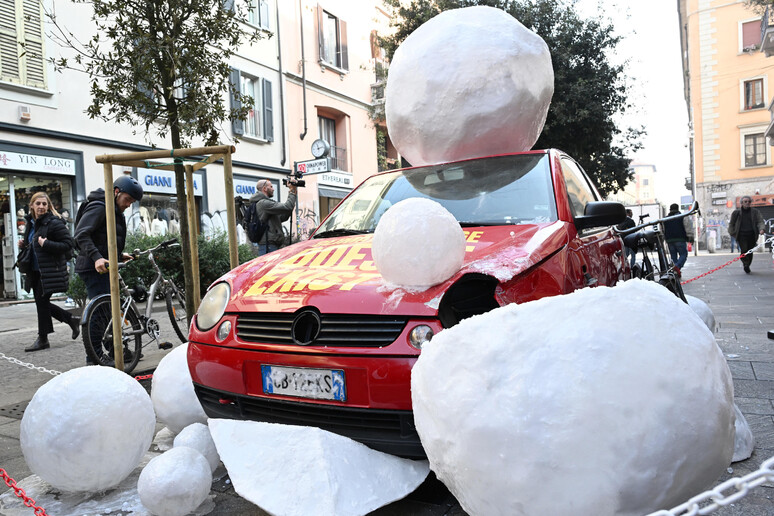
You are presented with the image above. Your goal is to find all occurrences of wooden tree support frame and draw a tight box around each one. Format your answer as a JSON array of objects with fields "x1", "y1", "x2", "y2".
[{"x1": 95, "y1": 145, "x2": 237, "y2": 371}]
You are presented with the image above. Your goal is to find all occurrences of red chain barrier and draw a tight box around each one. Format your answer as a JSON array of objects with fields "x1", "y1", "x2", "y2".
[
  {"x1": 681, "y1": 254, "x2": 744, "y2": 285},
  {"x1": 0, "y1": 468, "x2": 49, "y2": 516}
]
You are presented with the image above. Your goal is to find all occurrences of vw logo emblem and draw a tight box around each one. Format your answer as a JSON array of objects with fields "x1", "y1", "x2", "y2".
[{"x1": 291, "y1": 310, "x2": 321, "y2": 345}]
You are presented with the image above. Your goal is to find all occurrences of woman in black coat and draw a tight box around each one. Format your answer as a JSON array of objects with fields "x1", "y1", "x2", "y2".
[{"x1": 18, "y1": 192, "x2": 80, "y2": 352}]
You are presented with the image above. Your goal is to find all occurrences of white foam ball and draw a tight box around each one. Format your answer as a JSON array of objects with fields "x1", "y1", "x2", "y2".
[
  {"x1": 372, "y1": 198, "x2": 465, "y2": 287},
  {"x1": 385, "y1": 6, "x2": 553, "y2": 166},
  {"x1": 138, "y1": 446, "x2": 212, "y2": 516},
  {"x1": 686, "y1": 294, "x2": 716, "y2": 332},
  {"x1": 733, "y1": 404, "x2": 755, "y2": 462},
  {"x1": 151, "y1": 344, "x2": 207, "y2": 434},
  {"x1": 412, "y1": 280, "x2": 734, "y2": 516},
  {"x1": 173, "y1": 422, "x2": 220, "y2": 473},
  {"x1": 20, "y1": 366, "x2": 155, "y2": 492}
]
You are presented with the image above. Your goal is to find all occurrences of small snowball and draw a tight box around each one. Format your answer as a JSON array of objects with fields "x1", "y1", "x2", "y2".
[
  {"x1": 138, "y1": 447, "x2": 212, "y2": 516},
  {"x1": 411, "y1": 280, "x2": 735, "y2": 516},
  {"x1": 151, "y1": 344, "x2": 207, "y2": 433},
  {"x1": 173, "y1": 422, "x2": 220, "y2": 473},
  {"x1": 385, "y1": 6, "x2": 553, "y2": 165},
  {"x1": 733, "y1": 404, "x2": 755, "y2": 462},
  {"x1": 372, "y1": 198, "x2": 465, "y2": 288},
  {"x1": 686, "y1": 294, "x2": 716, "y2": 332},
  {"x1": 20, "y1": 366, "x2": 155, "y2": 492}
]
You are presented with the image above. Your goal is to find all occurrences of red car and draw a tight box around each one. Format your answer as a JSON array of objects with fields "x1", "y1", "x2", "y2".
[{"x1": 188, "y1": 150, "x2": 628, "y2": 458}]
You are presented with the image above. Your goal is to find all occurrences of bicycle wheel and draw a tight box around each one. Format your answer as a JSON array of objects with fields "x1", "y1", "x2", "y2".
[
  {"x1": 82, "y1": 296, "x2": 143, "y2": 373},
  {"x1": 166, "y1": 284, "x2": 189, "y2": 343}
]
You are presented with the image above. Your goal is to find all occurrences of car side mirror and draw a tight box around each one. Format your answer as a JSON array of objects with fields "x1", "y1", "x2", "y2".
[{"x1": 575, "y1": 201, "x2": 626, "y2": 230}]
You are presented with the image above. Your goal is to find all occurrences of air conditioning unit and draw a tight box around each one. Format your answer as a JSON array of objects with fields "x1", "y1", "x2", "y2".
[{"x1": 18, "y1": 105, "x2": 31, "y2": 121}]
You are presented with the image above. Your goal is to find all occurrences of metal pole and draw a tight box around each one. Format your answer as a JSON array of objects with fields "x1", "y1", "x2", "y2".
[
  {"x1": 185, "y1": 164, "x2": 201, "y2": 313},
  {"x1": 103, "y1": 163, "x2": 123, "y2": 371},
  {"x1": 223, "y1": 151, "x2": 239, "y2": 269}
]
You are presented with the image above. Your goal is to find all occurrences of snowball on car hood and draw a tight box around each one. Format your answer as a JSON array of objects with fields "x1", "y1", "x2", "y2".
[{"x1": 224, "y1": 223, "x2": 570, "y2": 316}]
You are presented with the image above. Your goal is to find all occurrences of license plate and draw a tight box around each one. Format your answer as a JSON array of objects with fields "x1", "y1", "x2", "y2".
[{"x1": 261, "y1": 365, "x2": 346, "y2": 402}]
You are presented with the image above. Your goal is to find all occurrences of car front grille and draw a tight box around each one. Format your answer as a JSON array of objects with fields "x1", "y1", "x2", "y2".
[
  {"x1": 235, "y1": 312, "x2": 408, "y2": 347},
  {"x1": 194, "y1": 384, "x2": 425, "y2": 458}
]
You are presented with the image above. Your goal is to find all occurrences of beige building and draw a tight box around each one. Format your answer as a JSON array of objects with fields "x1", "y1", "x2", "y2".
[
  {"x1": 608, "y1": 164, "x2": 659, "y2": 206},
  {"x1": 678, "y1": 0, "x2": 774, "y2": 247}
]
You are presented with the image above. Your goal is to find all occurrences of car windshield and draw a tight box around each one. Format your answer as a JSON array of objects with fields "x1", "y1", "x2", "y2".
[{"x1": 314, "y1": 154, "x2": 556, "y2": 237}]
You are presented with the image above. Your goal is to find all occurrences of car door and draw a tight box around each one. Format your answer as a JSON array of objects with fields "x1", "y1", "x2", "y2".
[{"x1": 559, "y1": 157, "x2": 625, "y2": 286}]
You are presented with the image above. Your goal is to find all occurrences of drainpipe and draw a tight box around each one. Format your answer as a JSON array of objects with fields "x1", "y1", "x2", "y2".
[
  {"x1": 299, "y1": 0, "x2": 308, "y2": 140},
  {"x1": 276, "y1": 1, "x2": 287, "y2": 166}
]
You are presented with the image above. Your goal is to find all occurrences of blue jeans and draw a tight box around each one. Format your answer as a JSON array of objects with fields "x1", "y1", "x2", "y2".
[
  {"x1": 79, "y1": 270, "x2": 110, "y2": 299},
  {"x1": 668, "y1": 241, "x2": 688, "y2": 269},
  {"x1": 254, "y1": 242, "x2": 278, "y2": 256}
]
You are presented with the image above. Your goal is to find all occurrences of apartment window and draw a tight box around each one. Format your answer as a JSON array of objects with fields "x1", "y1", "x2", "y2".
[
  {"x1": 248, "y1": 0, "x2": 270, "y2": 30},
  {"x1": 229, "y1": 68, "x2": 273, "y2": 141},
  {"x1": 317, "y1": 6, "x2": 348, "y2": 71},
  {"x1": 319, "y1": 115, "x2": 347, "y2": 171},
  {"x1": 744, "y1": 79, "x2": 765, "y2": 110},
  {"x1": 745, "y1": 133, "x2": 767, "y2": 167},
  {"x1": 642, "y1": 178, "x2": 649, "y2": 186},
  {"x1": 741, "y1": 20, "x2": 760, "y2": 51},
  {"x1": 0, "y1": 0, "x2": 46, "y2": 88}
]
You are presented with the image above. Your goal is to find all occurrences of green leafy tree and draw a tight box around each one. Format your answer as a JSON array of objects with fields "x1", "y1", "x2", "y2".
[
  {"x1": 379, "y1": 0, "x2": 643, "y2": 197},
  {"x1": 46, "y1": 0, "x2": 263, "y2": 316}
]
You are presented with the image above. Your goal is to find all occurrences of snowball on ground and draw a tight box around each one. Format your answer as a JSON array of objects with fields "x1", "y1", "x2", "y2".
[
  {"x1": 385, "y1": 6, "x2": 553, "y2": 166},
  {"x1": 372, "y1": 198, "x2": 466, "y2": 288},
  {"x1": 411, "y1": 279, "x2": 735, "y2": 516},
  {"x1": 174, "y1": 422, "x2": 220, "y2": 473},
  {"x1": 138, "y1": 446, "x2": 212, "y2": 516},
  {"x1": 733, "y1": 404, "x2": 755, "y2": 462},
  {"x1": 208, "y1": 419, "x2": 430, "y2": 516},
  {"x1": 20, "y1": 366, "x2": 155, "y2": 492},
  {"x1": 686, "y1": 294, "x2": 716, "y2": 332},
  {"x1": 151, "y1": 344, "x2": 207, "y2": 434}
]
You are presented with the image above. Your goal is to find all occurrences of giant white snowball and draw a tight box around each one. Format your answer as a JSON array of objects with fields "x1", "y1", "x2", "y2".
[
  {"x1": 173, "y1": 422, "x2": 220, "y2": 473},
  {"x1": 151, "y1": 344, "x2": 207, "y2": 434},
  {"x1": 686, "y1": 294, "x2": 716, "y2": 332},
  {"x1": 138, "y1": 446, "x2": 212, "y2": 516},
  {"x1": 20, "y1": 366, "x2": 155, "y2": 492},
  {"x1": 372, "y1": 198, "x2": 465, "y2": 287},
  {"x1": 385, "y1": 6, "x2": 553, "y2": 166},
  {"x1": 411, "y1": 280, "x2": 735, "y2": 516}
]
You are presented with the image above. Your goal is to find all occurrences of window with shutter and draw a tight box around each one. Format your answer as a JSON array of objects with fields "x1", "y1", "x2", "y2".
[
  {"x1": 248, "y1": 0, "x2": 270, "y2": 30},
  {"x1": 317, "y1": 6, "x2": 348, "y2": 72},
  {"x1": 234, "y1": 70, "x2": 273, "y2": 141},
  {"x1": 0, "y1": 0, "x2": 46, "y2": 88}
]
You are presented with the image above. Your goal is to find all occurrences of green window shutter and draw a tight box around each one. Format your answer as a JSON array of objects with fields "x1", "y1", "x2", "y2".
[
  {"x1": 229, "y1": 67, "x2": 244, "y2": 136},
  {"x1": 262, "y1": 79, "x2": 273, "y2": 141},
  {"x1": 0, "y1": 0, "x2": 20, "y2": 83},
  {"x1": 21, "y1": 0, "x2": 45, "y2": 87}
]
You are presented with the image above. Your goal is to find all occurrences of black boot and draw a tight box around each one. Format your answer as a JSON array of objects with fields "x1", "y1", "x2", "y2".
[
  {"x1": 69, "y1": 317, "x2": 81, "y2": 340},
  {"x1": 25, "y1": 336, "x2": 50, "y2": 352}
]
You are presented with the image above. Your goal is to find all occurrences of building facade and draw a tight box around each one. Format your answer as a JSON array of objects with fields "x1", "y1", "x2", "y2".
[
  {"x1": 678, "y1": 0, "x2": 774, "y2": 249},
  {"x1": 0, "y1": 0, "x2": 389, "y2": 299}
]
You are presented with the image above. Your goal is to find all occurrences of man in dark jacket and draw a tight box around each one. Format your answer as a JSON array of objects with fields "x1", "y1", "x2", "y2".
[
  {"x1": 249, "y1": 178, "x2": 297, "y2": 255},
  {"x1": 729, "y1": 196, "x2": 765, "y2": 274},
  {"x1": 74, "y1": 176, "x2": 144, "y2": 298},
  {"x1": 664, "y1": 203, "x2": 694, "y2": 276},
  {"x1": 618, "y1": 209, "x2": 636, "y2": 268}
]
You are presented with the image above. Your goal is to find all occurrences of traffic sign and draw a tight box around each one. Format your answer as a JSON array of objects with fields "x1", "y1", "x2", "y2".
[{"x1": 295, "y1": 158, "x2": 331, "y2": 175}]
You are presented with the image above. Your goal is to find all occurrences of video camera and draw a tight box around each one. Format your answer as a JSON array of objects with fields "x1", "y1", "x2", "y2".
[{"x1": 282, "y1": 170, "x2": 306, "y2": 188}]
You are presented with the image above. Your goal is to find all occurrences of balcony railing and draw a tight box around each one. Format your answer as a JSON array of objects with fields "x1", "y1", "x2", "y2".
[
  {"x1": 331, "y1": 146, "x2": 347, "y2": 171},
  {"x1": 761, "y1": 7, "x2": 774, "y2": 57}
]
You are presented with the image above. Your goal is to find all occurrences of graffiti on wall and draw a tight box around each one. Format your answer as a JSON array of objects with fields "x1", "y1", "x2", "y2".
[{"x1": 297, "y1": 202, "x2": 319, "y2": 241}]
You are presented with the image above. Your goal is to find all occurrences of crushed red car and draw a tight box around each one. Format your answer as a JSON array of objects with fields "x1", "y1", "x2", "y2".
[{"x1": 188, "y1": 150, "x2": 628, "y2": 458}]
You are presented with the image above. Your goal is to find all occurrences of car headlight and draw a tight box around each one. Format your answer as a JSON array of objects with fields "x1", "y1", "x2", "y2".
[
  {"x1": 408, "y1": 325, "x2": 434, "y2": 350},
  {"x1": 196, "y1": 282, "x2": 231, "y2": 331}
]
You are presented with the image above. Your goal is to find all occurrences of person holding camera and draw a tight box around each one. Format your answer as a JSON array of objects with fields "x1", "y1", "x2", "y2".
[{"x1": 249, "y1": 178, "x2": 297, "y2": 255}]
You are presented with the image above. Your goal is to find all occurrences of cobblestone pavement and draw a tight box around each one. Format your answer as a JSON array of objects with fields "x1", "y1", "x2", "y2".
[{"x1": 1, "y1": 252, "x2": 774, "y2": 515}]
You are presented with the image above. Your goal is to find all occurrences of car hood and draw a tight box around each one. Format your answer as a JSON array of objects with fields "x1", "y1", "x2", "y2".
[{"x1": 223, "y1": 222, "x2": 569, "y2": 316}]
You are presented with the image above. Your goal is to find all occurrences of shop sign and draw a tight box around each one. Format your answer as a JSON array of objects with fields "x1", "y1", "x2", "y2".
[
  {"x1": 318, "y1": 171, "x2": 353, "y2": 188},
  {"x1": 0, "y1": 150, "x2": 76, "y2": 176},
  {"x1": 137, "y1": 168, "x2": 202, "y2": 196},
  {"x1": 234, "y1": 178, "x2": 258, "y2": 197},
  {"x1": 295, "y1": 158, "x2": 330, "y2": 175}
]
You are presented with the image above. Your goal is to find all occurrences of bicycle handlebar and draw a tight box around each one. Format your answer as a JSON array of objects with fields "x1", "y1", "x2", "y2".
[
  {"x1": 614, "y1": 201, "x2": 700, "y2": 237},
  {"x1": 131, "y1": 238, "x2": 180, "y2": 258}
]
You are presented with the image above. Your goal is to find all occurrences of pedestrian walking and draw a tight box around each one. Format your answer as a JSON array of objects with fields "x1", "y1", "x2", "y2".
[
  {"x1": 618, "y1": 208, "x2": 636, "y2": 268},
  {"x1": 728, "y1": 195, "x2": 765, "y2": 274},
  {"x1": 74, "y1": 176, "x2": 144, "y2": 299},
  {"x1": 664, "y1": 203, "x2": 694, "y2": 277},
  {"x1": 730, "y1": 234, "x2": 739, "y2": 253},
  {"x1": 18, "y1": 192, "x2": 80, "y2": 352},
  {"x1": 248, "y1": 179, "x2": 297, "y2": 256}
]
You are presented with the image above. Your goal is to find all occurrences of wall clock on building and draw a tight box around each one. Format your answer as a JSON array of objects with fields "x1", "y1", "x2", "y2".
[{"x1": 311, "y1": 138, "x2": 331, "y2": 158}]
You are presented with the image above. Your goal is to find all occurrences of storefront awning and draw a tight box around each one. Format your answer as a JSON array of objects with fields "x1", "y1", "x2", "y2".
[{"x1": 318, "y1": 186, "x2": 350, "y2": 199}]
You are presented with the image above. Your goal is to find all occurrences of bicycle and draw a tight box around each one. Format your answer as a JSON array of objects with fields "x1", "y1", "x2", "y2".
[
  {"x1": 615, "y1": 202, "x2": 700, "y2": 303},
  {"x1": 80, "y1": 238, "x2": 188, "y2": 373}
]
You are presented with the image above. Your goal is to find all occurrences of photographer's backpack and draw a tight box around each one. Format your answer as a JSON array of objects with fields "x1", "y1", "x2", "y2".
[{"x1": 244, "y1": 201, "x2": 269, "y2": 244}]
